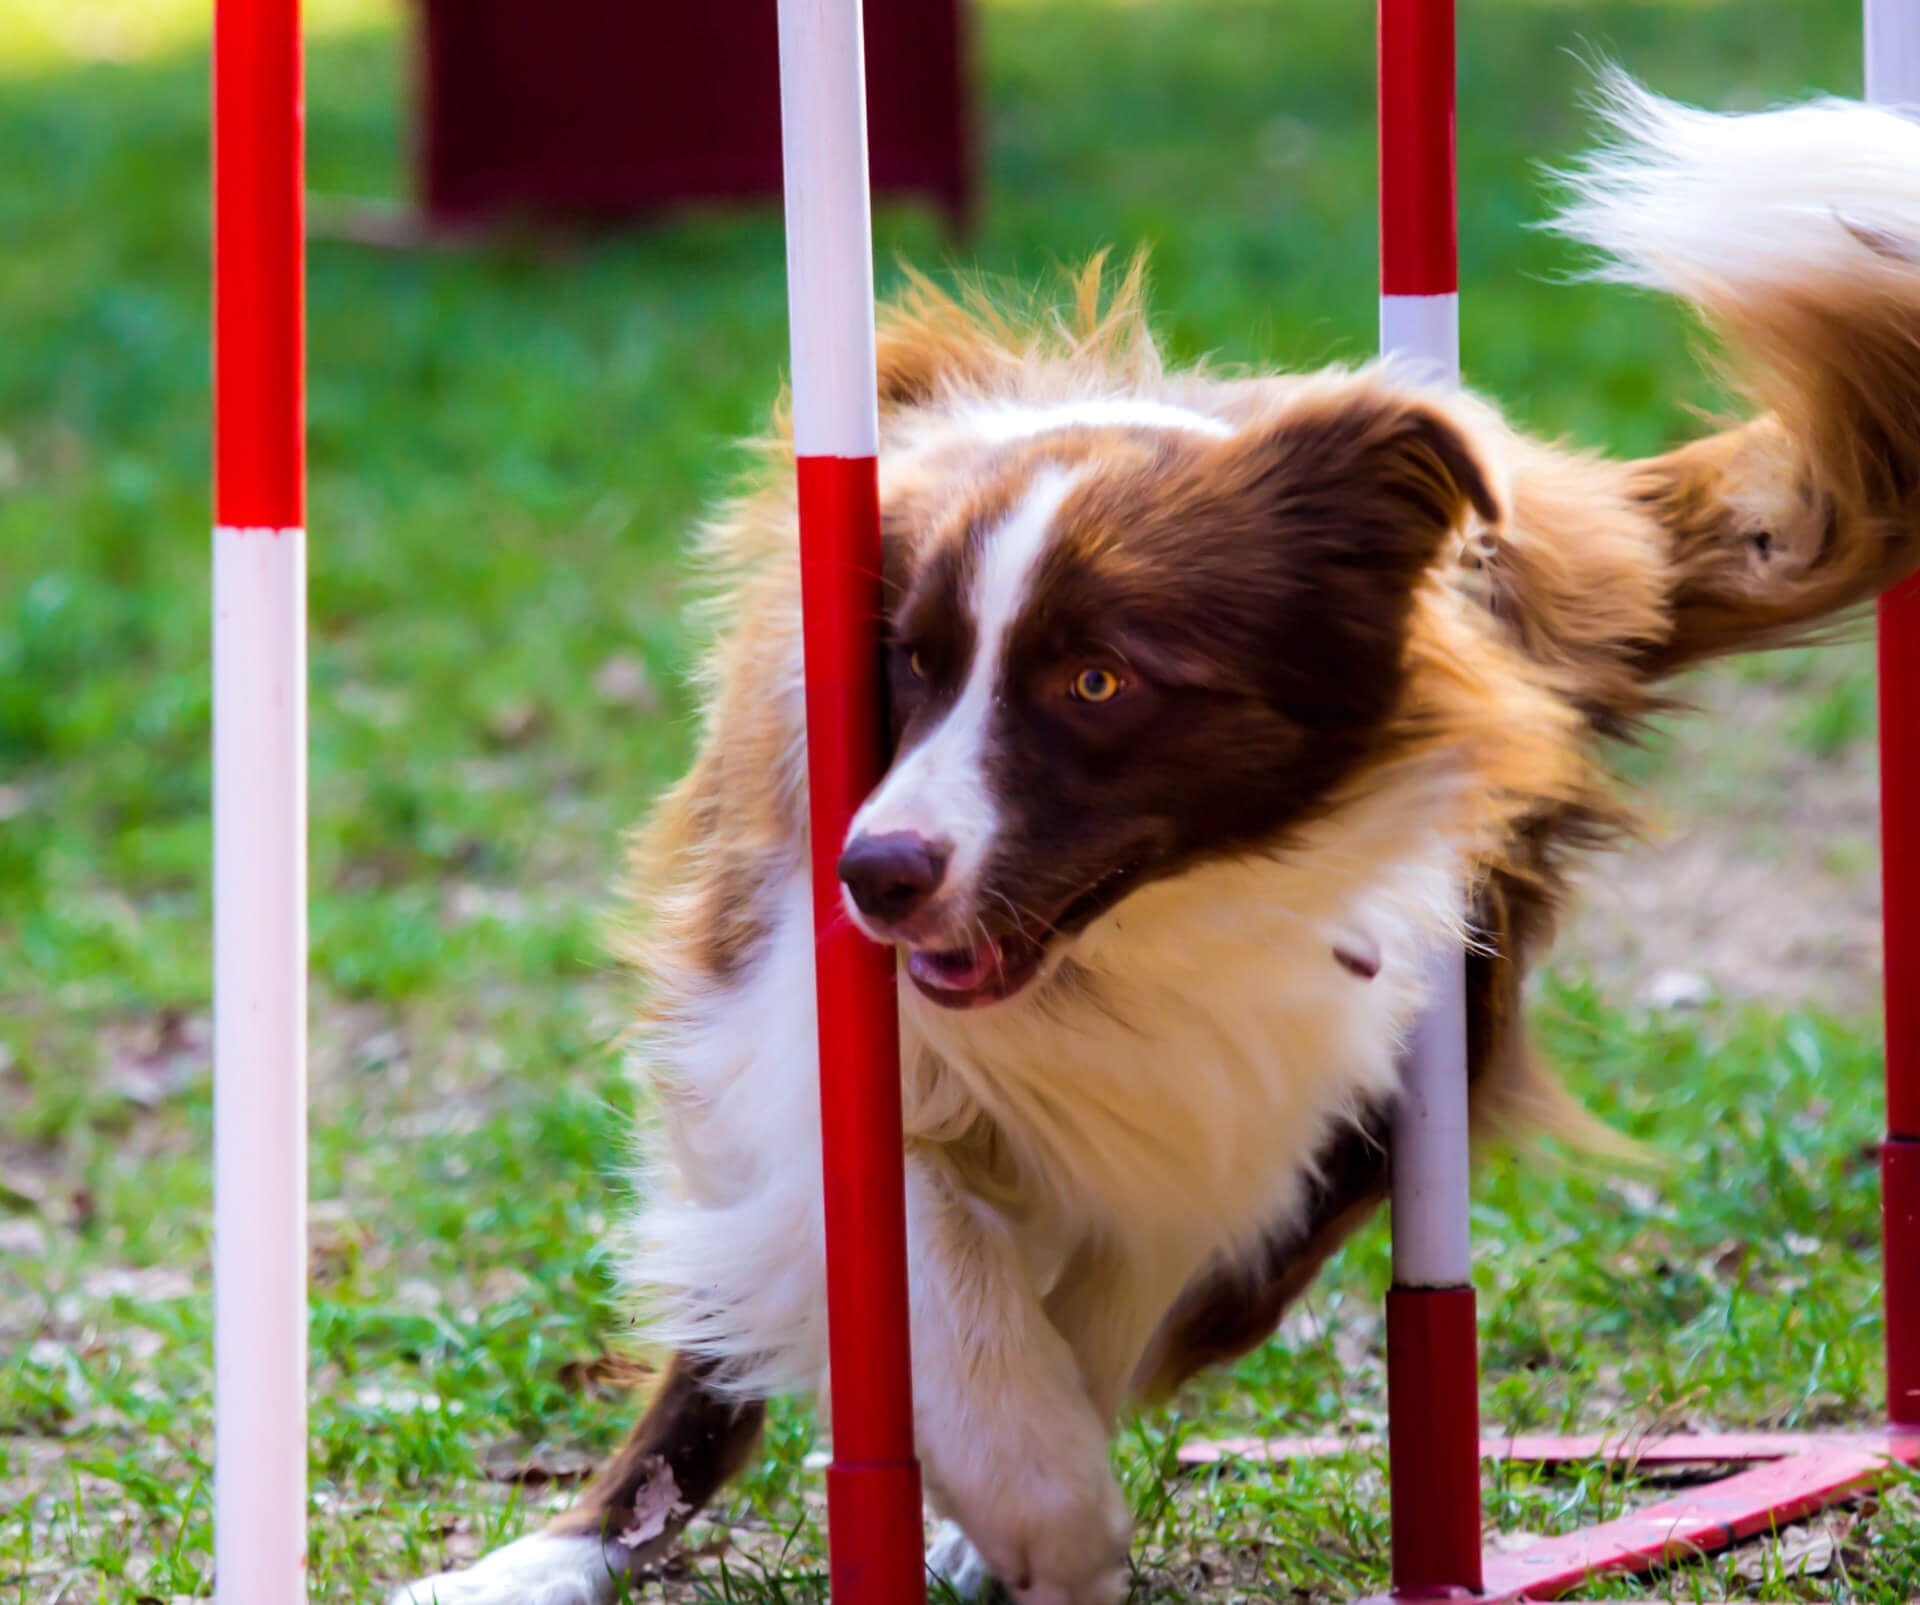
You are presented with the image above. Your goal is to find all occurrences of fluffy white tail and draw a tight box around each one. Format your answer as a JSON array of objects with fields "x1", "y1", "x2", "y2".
[
  {"x1": 1553, "y1": 70, "x2": 1920, "y2": 295},
  {"x1": 1552, "y1": 73, "x2": 1920, "y2": 669}
]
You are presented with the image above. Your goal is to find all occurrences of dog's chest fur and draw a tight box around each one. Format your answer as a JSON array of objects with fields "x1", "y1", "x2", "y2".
[
  {"x1": 633, "y1": 749, "x2": 1471, "y2": 1402},
  {"x1": 899, "y1": 769, "x2": 1466, "y2": 1260}
]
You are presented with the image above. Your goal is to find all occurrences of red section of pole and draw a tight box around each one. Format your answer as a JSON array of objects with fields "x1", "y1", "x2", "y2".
[
  {"x1": 797, "y1": 455, "x2": 928, "y2": 1605},
  {"x1": 215, "y1": 0, "x2": 305, "y2": 529},
  {"x1": 1885, "y1": 1142, "x2": 1920, "y2": 1425},
  {"x1": 1881, "y1": 575, "x2": 1920, "y2": 1426},
  {"x1": 1385, "y1": 1288, "x2": 1484, "y2": 1598},
  {"x1": 1884, "y1": 580, "x2": 1920, "y2": 1142},
  {"x1": 1378, "y1": 0, "x2": 1458, "y2": 299}
]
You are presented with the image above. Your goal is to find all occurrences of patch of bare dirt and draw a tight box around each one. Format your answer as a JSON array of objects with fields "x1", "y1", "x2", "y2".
[{"x1": 1556, "y1": 653, "x2": 1884, "y2": 1019}]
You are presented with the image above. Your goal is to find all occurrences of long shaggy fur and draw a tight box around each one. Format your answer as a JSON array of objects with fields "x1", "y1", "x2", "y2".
[{"x1": 394, "y1": 79, "x2": 1920, "y2": 1605}]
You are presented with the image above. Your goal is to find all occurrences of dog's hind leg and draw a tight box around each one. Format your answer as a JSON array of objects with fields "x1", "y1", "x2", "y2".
[
  {"x1": 389, "y1": 1352, "x2": 764, "y2": 1605},
  {"x1": 547, "y1": 1351, "x2": 766, "y2": 1556}
]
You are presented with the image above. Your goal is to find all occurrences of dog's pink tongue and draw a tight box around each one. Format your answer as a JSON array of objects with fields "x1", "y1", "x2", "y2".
[{"x1": 907, "y1": 941, "x2": 1001, "y2": 993}]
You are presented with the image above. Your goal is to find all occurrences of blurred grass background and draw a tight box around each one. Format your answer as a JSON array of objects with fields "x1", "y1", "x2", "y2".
[{"x1": 2, "y1": 0, "x2": 1913, "y2": 1599}]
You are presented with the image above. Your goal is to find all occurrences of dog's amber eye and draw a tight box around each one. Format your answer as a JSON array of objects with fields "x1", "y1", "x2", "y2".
[
  {"x1": 908, "y1": 649, "x2": 930, "y2": 680},
  {"x1": 1070, "y1": 667, "x2": 1122, "y2": 704}
]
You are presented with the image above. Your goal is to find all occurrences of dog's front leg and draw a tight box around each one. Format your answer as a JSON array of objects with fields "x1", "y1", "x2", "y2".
[{"x1": 906, "y1": 1151, "x2": 1131, "y2": 1605}]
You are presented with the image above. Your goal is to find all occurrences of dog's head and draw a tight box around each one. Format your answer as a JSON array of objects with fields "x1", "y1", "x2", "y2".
[{"x1": 837, "y1": 386, "x2": 1498, "y2": 1008}]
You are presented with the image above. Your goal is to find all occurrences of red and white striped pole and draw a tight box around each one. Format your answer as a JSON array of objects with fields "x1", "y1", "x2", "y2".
[
  {"x1": 1869, "y1": 0, "x2": 1920, "y2": 1433},
  {"x1": 773, "y1": 1, "x2": 927, "y2": 1601},
  {"x1": 212, "y1": 0, "x2": 309, "y2": 1602},
  {"x1": 1379, "y1": 0, "x2": 1483, "y2": 1595}
]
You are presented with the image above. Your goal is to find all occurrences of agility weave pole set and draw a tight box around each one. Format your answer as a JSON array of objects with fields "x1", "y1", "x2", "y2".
[
  {"x1": 1184, "y1": 0, "x2": 1920, "y2": 1599},
  {"x1": 1185, "y1": 4, "x2": 1920, "y2": 1602},
  {"x1": 209, "y1": 2, "x2": 1919, "y2": 1604}
]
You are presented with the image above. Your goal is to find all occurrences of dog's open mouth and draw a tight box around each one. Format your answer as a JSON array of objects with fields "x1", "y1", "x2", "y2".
[
  {"x1": 905, "y1": 931, "x2": 1046, "y2": 1009},
  {"x1": 901, "y1": 861, "x2": 1149, "y2": 1009}
]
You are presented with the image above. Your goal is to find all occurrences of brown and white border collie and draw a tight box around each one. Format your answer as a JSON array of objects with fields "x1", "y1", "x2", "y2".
[{"x1": 396, "y1": 81, "x2": 1920, "y2": 1605}]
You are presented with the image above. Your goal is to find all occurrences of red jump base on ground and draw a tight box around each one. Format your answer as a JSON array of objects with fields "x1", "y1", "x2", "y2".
[
  {"x1": 1185, "y1": 1427, "x2": 1920, "y2": 1602},
  {"x1": 1478, "y1": 1438, "x2": 1913, "y2": 1601}
]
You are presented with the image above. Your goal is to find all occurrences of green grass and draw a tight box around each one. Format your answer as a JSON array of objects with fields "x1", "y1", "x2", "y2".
[{"x1": 0, "y1": 0, "x2": 1911, "y2": 1598}]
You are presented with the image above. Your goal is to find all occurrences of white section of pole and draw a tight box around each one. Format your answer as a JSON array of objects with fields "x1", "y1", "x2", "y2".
[
  {"x1": 214, "y1": 523, "x2": 309, "y2": 1605},
  {"x1": 1381, "y1": 292, "x2": 1471, "y2": 1292},
  {"x1": 1391, "y1": 945, "x2": 1474, "y2": 1286},
  {"x1": 1379, "y1": 293, "x2": 1460, "y2": 390},
  {"x1": 776, "y1": 0, "x2": 882, "y2": 459},
  {"x1": 1868, "y1": 0, "x2": 1920, "y2": 104}
]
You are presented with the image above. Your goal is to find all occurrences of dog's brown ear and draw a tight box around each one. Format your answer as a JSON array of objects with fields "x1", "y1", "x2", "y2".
[
  {"x1": 1171, "y1": 390, "x2": 1501, "y2": 730},
  {"x1": 1212, "y1": 389, "x2": 1500, "y2": 633},
  {"x1": 1250, "y1": 391, "x2": 1501, "y2": 567}
]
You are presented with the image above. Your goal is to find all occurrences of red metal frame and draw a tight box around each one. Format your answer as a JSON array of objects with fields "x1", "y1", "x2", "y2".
[
  {"x1": 796, "y1": 455, "x2": 927, "y2": 1605},
  {"x1": 1181, "y1": 1431, "x2": 1920, "y2": 1601},
  {"x1": 1478, "y1": 1436, "x2": 1917, "y2": 1602},
  {"x1": 1181, "y1": 1428, "x2": 1920, "y2": 1468}
]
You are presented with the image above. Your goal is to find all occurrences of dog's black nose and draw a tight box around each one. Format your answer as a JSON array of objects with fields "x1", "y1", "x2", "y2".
[{"x1": 838, "y1": 832, "x2": 952, "y2": 924}]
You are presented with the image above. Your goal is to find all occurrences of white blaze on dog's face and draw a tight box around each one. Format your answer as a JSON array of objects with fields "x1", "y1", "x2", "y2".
[
  {"x1": 843, "y1": 467, "x2": 1077, "y2": 956},
  {"x1": 836, "y1": 391, "x2": 1500, "y2": 1010}
]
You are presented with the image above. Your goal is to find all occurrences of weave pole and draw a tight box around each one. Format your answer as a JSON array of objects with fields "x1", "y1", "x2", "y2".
[
  {"x1": 212, "y1": 0, "x2": 309, "y2": 1601},
  {"x1": 773, "y1": 1, "x2": 928, "y2": 1601},
  {"x1": 1378, "y1": 0, "x2": 1483, "y2": 1596},
  {"x1": 1870, "y1": 0, "x2": 1920, "y2": 1433}
]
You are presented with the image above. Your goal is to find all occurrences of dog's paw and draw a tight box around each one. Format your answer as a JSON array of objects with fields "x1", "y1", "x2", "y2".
[
  {"x1": 928, "y1": 1520, "x2": 1011, "y2": 1604},
  {"x1": 951, "y1": 1444, "x2": 1131, "y2": 1605},
  {"x1": 388, "y1": 1533, "x2": 621, "y2": 1605}
]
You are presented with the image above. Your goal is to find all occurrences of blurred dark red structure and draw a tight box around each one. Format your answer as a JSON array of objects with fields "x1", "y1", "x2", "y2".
[{"x1": 413, "y1": 0, "x2": 973, "y2": 231}]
